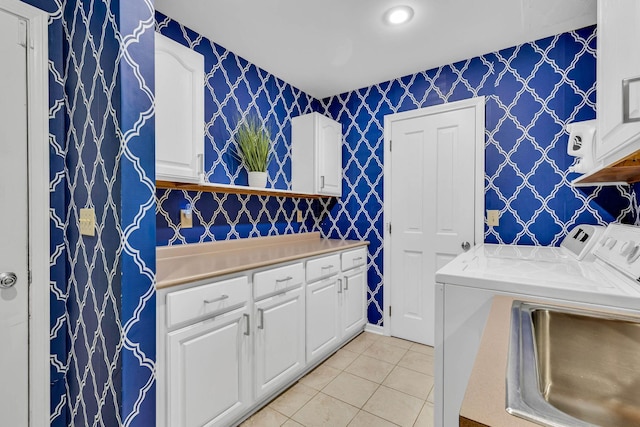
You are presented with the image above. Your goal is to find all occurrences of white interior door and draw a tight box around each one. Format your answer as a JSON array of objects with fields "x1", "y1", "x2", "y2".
[
  {"x1": 0, "y1": 7, "x2": 29, "y2": 426},
  {"x1": 389, "y1": 105, "x2": 478, "y2": 345}
]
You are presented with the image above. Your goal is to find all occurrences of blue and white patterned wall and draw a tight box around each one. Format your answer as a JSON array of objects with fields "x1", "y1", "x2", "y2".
[
  {"x1": 23, "y1": 0, "x2": 156, "y2": 425},
  {"x1": 155, "y1": 12, "x2": 332, "y2": 246},
  {"x1": 155, "y1": 19, "x2": 637, "y2": 328},
  {"x1": 16, "y1": 2, "x2": 640, "y2": 423},
  {"x1": 319, "y1": 25, "x2": 636, "y2": 325}
]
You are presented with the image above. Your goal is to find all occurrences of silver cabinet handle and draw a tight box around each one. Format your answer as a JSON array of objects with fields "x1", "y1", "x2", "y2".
[
  {"x1": 243, "y1": 313, "x2": 250, "y2": 336},
  {"x1": 204, "y1": 294, "x2": 229, "y2": 304},
  {"x1": 320, "y1": 175, "x2": 325, "y2": 188},
  {"x1": 257, "y1": 308, "x2": 264, "y2": 329},
  {"x1": 321, "y1": 265, "x2": 334, "y2": 270},
  {"x1": 461, "y1": 241, "x2": 471, "y2": 252},
  {"x1": 276, "y1": 276, "x2": 293, "y2": 283},
  {"x1": 353, "y1": 256, "x2": 363, "y2": 262},
  {"x1": 344, "y1": 276, "x2": 349, "y2": 291},
  {"x1": 197, "y1": 153, "x2": 204, "y2": 174},
  {"x1": 0, "y1": 272, "x2": 17, "y2": 289},
  {"x1": 338, "y1": 278, "x2": 343, "y2": 294}
]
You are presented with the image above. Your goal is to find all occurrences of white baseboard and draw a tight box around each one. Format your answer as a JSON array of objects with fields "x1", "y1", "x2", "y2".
[{"x1": 364, "y1": 323, "x2": 385, "y2": 335}]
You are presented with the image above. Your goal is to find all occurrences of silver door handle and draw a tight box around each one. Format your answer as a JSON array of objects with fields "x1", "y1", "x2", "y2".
[
  {"x1": 320, "y1": 175, "x2": 325, "y2": 188},
  {"x1": 243, "y1": 313, "x2": 250, "y2": 336},
  {"x1": 204, "y1": 294, "x2": 229, "y2": 304},
  {"x1": 276, "y1": 276, "x2": 293, "y2": 283},
  {"x1": 0, "y1": 272, "x2": 18, "y2": 289},
  {"x1": 461, "y1": 241, "x2": 471, "y2": 252},
  {"x1": 344, "y1": 276, "x2": 349, "y2": 291},
  {"x1": 257, "y1": 308, "x2": 264, "y2": 329},
  {"x1": 321, "y1": 265, "x2": 334, "y2": 270},
  {"x1": 338, "y1": 278, "x2": 343, "y2": 294}
]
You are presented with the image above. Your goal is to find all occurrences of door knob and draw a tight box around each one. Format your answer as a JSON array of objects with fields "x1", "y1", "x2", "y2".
[
  {"x1": 461, "y1": 242, "x2": 471, "y2": 252},
  {"x1": 0, "y1": 272, "x2": 17, "y2": 289}
]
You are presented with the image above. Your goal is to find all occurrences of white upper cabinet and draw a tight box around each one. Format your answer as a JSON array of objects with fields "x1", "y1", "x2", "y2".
[
  {"x1": 155, "y1": 33, "x2": 205, "y2": 183},
  {"x1": 292, "y1": 112, "x2": 343, "y2": 196},
  {"x1": 595, "y1": 0, "x2": 640, "y2": 164}
]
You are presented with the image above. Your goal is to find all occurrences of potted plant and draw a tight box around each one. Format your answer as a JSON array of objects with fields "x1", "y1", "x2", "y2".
[{"x1": 234, "y1": 116, "x2": 272, "y2": 188}]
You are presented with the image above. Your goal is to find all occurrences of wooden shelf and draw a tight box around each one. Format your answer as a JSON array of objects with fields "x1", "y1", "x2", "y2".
[
  {"x1": 572, "y1": 150, "x2": 640, "y2": 186},
  {"x1": 156, "y1": 180, "x2": 330, "y2": 199}
]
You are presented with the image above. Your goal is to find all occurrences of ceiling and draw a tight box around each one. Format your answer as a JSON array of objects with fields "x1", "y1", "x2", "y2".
[{"x1": 155, "y1": 0, "x2": 597, "y2": 99}]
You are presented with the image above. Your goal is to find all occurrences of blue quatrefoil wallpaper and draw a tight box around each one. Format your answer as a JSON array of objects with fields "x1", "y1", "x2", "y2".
[{"x1": 15, "y1": 0, "x2": 640, "y2": 424}]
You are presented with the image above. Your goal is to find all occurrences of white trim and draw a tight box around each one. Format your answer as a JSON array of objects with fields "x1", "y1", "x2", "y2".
[
  {"x1": 0, "y1": 1, "x2": 51, "y2": 425},
  {"x1": 363, "y1": 323, "x2": 384, "y2": 335},
  {"x1": 382, "y1": 97, "x2": 485, "y2": 337}
]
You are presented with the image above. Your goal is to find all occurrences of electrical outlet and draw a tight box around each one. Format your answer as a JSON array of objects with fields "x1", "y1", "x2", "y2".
[
  {"x1": 296, "y1": 209, "x2": 303, "y2": 223},
  {"x1": 181, "y1": 208, "x2": 193, "y2": 228},
  {"x1": 79, "y1": 208, "x2": 95, "y2": 236},
  {"x1": 487, "y1": 210, "x2": 500, "y2": 227}
]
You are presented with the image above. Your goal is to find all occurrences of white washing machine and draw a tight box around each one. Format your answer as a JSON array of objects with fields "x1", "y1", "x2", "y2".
[{"x1": 434, "y1": 223, "x2": 640, "y2": 427}]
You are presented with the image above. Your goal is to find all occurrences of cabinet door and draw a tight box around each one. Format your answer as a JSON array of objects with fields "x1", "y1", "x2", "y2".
[
  {"x1": 596, "y1": 0, "x2": 640, "y2": 162},
  {"x1": 167, "y1": 307, "x2": 250, "y2": 427},
  {"x1": 317, "y1": 115, "x2": 342, "y2": 196},
  {"x1": 342, "y1": 268, "x2": 367, "y2": 337},
  {"x1": 155, "y1": 33, "x2": 204, "y2": 182},
  {"x1": 306, "y1": 277, "x2": 340, "y2": 362},
  {"x1": 254, "y1": 287, "x2": 305, "y2": 400}
]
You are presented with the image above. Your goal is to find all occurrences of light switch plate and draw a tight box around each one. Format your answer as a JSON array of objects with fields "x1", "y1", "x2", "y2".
[
  {"x1": 79, "y1": 208, "x2": 95, "y2": 236},
  {"x1": 181, "y1": 209, "x2": 193, "y2": 228},
  {"x1": 296, "y1": 209, "x2": 303, "y2": 223},
  {"x1": 487, "y1": 210, "x2": 500, "y2": 227}
]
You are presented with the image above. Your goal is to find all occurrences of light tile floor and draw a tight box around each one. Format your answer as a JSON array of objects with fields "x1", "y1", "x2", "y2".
[{"x1": 241, "y1": 332, "x2": 434, "y2": 427}]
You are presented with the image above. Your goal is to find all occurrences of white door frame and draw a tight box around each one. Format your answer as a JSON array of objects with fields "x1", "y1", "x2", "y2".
[
  {"x1": 382, "y1": 97, "x2": 485, "y2": 336},
  {"x1": 1, "y1": 1, "x2": 50, "y2": 425}
]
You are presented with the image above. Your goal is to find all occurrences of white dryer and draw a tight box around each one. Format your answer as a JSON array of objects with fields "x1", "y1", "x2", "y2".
[{"x1": 434, "y1": 223, "x2": 640, "y2": 427}]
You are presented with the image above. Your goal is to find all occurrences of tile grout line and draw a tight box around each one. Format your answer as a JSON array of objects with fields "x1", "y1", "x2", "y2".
[{"x1": 245, "y1": 332, "x2": 434, "y2": 426}]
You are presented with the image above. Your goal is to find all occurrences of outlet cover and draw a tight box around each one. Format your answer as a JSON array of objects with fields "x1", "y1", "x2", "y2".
[
  {"x1": 487, "y1": 210, "x2": 500, "y2": 227},
  {"x1": 181, "y1": 209, "x2": 193, "y2": 228},
  {"x1": 296, "y1": 209, "x2": 303, "y2": 223},
  {"x1": 79, "y1": 208, "x2": 95, "y2": 236}
]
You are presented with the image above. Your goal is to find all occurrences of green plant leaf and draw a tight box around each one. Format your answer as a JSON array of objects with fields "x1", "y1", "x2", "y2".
[{"x1": 234, "y1": 116, "x2": 272, "y2": 172}]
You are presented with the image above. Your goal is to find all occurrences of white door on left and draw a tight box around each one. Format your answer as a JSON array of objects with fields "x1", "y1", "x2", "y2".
[{"x1": 0, "y1": 6, "x2": 29, "y2": 427}]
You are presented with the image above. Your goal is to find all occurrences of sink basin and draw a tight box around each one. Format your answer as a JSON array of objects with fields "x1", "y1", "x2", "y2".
[{"x1": 506, "y1": 301, "x2": 640, "y2": 427}]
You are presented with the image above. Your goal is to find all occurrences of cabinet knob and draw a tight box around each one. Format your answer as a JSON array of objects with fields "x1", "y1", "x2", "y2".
[{"x1": 461, "y1": 241, "x2": 471, "y2": 252}]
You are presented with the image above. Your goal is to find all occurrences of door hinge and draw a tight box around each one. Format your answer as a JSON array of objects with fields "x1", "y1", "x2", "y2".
[
  {"x1": 18, "y1": 19, "x2": 27, "y2": 48},
  {"x1": 28, "y1": 270, "x2": 32, "y2": 284},
  {"x1": 389, "y1": 306, "x2": 392, "y2": 317}
]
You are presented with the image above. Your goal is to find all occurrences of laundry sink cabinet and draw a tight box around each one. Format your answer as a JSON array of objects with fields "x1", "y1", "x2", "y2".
[{"x1": 156, "y1": 240, "x2": 368, "y2": 427}]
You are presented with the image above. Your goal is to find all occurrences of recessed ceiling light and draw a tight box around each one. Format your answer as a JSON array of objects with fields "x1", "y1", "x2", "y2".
[{"x1": 384, "y1": 6, "x2": 414, "y2": 25}]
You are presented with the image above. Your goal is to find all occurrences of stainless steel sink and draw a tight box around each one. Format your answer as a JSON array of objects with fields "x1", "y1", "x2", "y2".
[{"x1": 506, "y1": 301, "x2": 640, "y2": 427}]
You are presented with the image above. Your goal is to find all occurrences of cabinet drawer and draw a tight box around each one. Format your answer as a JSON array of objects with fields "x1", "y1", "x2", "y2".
[
  {"x1": 306, "y1": 254, "x2": 340, "y2": 283},
  {"x1": 166, "y1": 276, "x2": 249, "y2": 328},
  {"x1": 254, "y1": 263, "x2": 304, "y2": 300},
  {"x1": 341, "y1": 248, "x2": 367, "y2": 271}
]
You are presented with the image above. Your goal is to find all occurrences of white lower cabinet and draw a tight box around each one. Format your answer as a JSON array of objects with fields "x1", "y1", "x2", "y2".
[
  {"x1": 306, "y1": 276, "x2": 340, "y2": 363},
  {"x1": 157, "y1": 246, "x2": 368, "y2": 427},
  {"x1": 342, "y1": 267, "x2": 366, "y2": 337},
  {"x1": 254, "y1": 286, "x2": 305, "y2": 400},
  {"x1": 167, "y1": 306, "x2": 251, "y2": 427}
]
